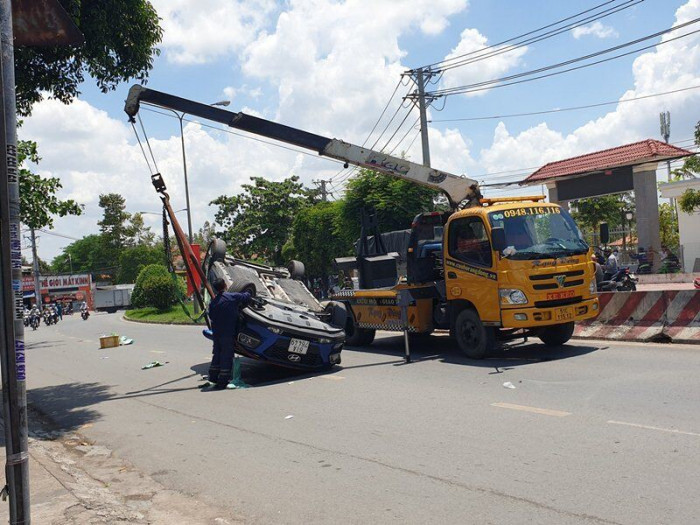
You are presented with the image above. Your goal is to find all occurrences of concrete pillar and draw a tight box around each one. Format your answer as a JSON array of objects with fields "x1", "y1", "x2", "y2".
[
  {"x1": 632, "y1": 169, "x2": 662, "y2": 271},
  {"x1": 546, "y1": 184, "x2": 570, "y2": 211}
]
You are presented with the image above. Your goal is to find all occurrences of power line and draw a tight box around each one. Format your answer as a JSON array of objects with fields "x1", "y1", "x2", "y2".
[
  {"x1": 428, "y1": 18, "x2": 700, "y2": 97},
  {"x1": 429, "y1": 85, "x2": 700, "y2": 122},
  {"x1": 424, "y1": 0, "x2": 643, "y2": 74},
  {"x1": 415, "y1": 0, "x2": 629, "y2": 71}
]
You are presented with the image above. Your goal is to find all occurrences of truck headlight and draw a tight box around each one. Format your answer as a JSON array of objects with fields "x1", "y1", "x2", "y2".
[
  {"x1": 499, "y1": 289, "x2": 528, "y2": 305},
  {"x1": 589, "y1": 279, "x2": 597, "y2": 295}
]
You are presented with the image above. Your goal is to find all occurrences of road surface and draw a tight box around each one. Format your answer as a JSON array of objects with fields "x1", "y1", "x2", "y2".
[{"x1": 24, "y1": 312, "x2": 700, "y2": 524}]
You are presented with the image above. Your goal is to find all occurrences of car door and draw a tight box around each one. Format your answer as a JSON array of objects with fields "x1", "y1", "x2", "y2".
[{"x1": 444, "y1": 215, "x2": 500, "y2": 324}]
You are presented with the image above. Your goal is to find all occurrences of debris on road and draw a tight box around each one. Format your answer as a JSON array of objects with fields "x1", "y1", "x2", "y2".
[
  {"x1": 285, "y1": 415, "x2": 294, "y2": 420},
  {"x1": 119, "y1": 336, "x2": 134, "y2": 345},
  {"x1": 141, "y1": 361, "x2": 167, "y2": 369},
  {"x1": 503, "y1": 381, "x2": 516, "y2": 389}
]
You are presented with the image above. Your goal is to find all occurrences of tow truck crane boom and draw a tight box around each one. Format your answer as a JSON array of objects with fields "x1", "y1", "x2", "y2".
[{"x1": 124, "y1": 85, "x2": 480, "y2": 208}]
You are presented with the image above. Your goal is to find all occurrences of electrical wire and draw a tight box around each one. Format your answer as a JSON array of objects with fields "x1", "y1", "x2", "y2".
[
  {"x1": 429, "y1": 18, "x2": 700, "y2": 97},
  {"x1": 429, "y1": 85, "x2": 700, "y2": 122},
  {"x1": 137, "y1": 114, "x2": 160, "y2": 173},
  {"x1": 426, "y1": 0, "x2": 643, "y2": 74},
  {"x1": 416, "y1": 0, "x2": 629, "y2": 71}
]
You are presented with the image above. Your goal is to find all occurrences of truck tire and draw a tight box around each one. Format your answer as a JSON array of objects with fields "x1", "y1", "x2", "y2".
[
  {"x1": 454, "y1": 308, "x2": 493, "y2": 359},
  {"x1": 288, "y1": 260, "x2": 305, "y2": 280},
  {"x1": 227, "y1": 266, "x2": 258, "y2": 297},
  {"x1": 538, "y1": 322, "x2": 574, "y2": 346},
  {"x1": 344, "y1": 315, "x2": 375, "y2": 346},
  {"x1": 323, "y1": 301, "x2": 347, "y2": 329}
]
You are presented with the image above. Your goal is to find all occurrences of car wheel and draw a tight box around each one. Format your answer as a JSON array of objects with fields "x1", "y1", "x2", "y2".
[
  {"x1": 287, "y1": 260, "x2": 305, "y2": 280},
  {"x1": 208, "y1": 238, "x2": 227, "y2": 263},
  {"x1": 538, "y1": 322, "x2": 575, "y2": 346},
  {"x1": 454, "y1": 308, "x2": 493, "y2": 359},
  {"x1": 227, "y1": 266, "x2": 258, "y2": 296},
  {"x1": 323, "y1": 300, "x2": 347, "y2": 329}
]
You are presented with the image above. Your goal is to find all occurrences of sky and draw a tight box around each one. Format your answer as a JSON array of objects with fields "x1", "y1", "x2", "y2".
[{"x1": 21, "y1": 0, "x2": 700, "y2": 262}]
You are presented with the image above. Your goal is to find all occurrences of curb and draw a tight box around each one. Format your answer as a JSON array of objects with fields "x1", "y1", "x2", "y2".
[{"x1": 120, "y1": 314, "x2": 201, "y2": 326}]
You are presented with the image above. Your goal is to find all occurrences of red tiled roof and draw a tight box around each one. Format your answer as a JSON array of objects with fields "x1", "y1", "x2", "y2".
[{"x1": 522, "y1": 139, "x2": 694, "y2": 184}]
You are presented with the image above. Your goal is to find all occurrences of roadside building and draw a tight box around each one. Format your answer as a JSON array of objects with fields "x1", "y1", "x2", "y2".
[
  {"x1": 659, "y1": 178, "x2": 700, "y2": 272},
  {"x1": 22, "y1": 273, "x2": 93, "y2": 310}
]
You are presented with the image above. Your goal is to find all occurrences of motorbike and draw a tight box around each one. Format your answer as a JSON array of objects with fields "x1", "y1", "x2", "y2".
[
  {"x1": 81, "y1": 310, "x2": 90, "y2": 321},
  {"x1": 29, "y1": 314, "x2": 40, "y2": 330},
  {"x1": 598, "y1": 267, "x2": 637, "y2": 292}
]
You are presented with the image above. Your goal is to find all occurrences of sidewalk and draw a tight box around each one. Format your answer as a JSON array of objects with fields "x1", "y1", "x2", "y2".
[{"x1": 0, "y1": 407, "x2": 242, "y2": 524}]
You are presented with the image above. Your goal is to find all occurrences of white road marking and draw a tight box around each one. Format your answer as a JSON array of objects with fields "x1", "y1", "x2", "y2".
[
  {"x1": 320, "y1": 375, "x2": 345, "y2": 381},
  {"x1": 491, "y1": 402, "x2": 571, "y2": 417},
  {"x1": 607, "y1": 420, "x2": 700, "y2": 437}
]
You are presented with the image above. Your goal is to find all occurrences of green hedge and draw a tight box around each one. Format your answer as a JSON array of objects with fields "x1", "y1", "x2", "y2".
[{"x1": 131, "y1": 264, "x2": 185, "y2": 310}]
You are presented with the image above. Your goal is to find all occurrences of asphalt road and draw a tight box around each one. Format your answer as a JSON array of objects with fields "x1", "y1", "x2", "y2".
[{"x1": 24, "y1": 312, "x2": 700, "y2": 524}]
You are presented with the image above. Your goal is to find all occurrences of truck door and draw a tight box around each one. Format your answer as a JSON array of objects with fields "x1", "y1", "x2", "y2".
[{"x1": 444, "y1": 216, "x2": 500, "y2": 323}]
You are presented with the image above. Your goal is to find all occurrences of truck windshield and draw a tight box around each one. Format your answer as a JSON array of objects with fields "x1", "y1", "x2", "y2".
[{"x1": 488, "y1": 206, "x2": 588, "y2": 260}]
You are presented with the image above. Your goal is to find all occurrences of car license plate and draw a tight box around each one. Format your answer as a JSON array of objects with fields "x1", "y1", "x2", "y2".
[
  {"x1": 288, "y1": 338, "x2": 309, "y2": 355},
  {"x1": 555, "y1": 307, "x2": 574, "y2": 321}
]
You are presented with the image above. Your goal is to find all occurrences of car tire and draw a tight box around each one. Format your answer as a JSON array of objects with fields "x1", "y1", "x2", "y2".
[
  {"x1": 454, "y1": 308, "x2": 493, "y2": 359},
  {"x1": 208, "y1": 238, "x2": 227, "y2": 263},
  {"x1": 538, "y1": 321, "x2": 575, "y2": 346},
  {"x1": 323, "y1": 300, "x2": 347, "y2": 329},
  {"x1": 344, "y1": 315, "x2": 375, "y2": 346},
  {"x1": 288, "y1": 260, "x2": 305, "y2": 280},
  {"x1": 227, "y1": 266, "x2": 258, "y2": 296}
]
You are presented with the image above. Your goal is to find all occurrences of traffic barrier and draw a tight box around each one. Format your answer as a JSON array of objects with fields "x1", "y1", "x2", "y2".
[
  {"x1": 662, "y1": 290, "x2": 700, "y2": 344},
  {"x1": 573, "y1": 290, "x2": 700, "y2": 344}
]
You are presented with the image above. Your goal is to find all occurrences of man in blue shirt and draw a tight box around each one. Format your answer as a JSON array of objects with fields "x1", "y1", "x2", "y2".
[{"x1": 205, "y1": 279, "x2": 252, "y2": 389}]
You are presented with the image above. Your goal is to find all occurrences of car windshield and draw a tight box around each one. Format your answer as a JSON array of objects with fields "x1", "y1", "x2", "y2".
[{"x1": 488, "y1": 206, "x2": 588, "y2": 260}]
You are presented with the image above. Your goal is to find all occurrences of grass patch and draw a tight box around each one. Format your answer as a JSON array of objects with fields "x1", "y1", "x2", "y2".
[{"x1": 124, "y1": 304, "x2": 205, "y2": 325}]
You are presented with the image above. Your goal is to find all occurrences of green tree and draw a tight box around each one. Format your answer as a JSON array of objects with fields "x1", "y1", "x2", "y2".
[
  {"x1": 290, "y1": 201, "x2": 351, "y2": 282},
  {"x1": 18, "y1": 139, "x2": 82, "y2": 230},
  {"x1": 210, "y1": 176, "x2": 318, "y2": 265},
  {"x1": 50, "y1": 235, "x2": 105, "y2": 274},
  {"x1": 338, "y1": 168, "x2": 439, "y2": 244},
  {"x1": 570, "y1": 193, "x2": 634, "y2": 237},
  {"x1": 128, "y1": 212, "x2": 155, "y2": 246},
  {"x1": 679, "y1": 189, "x2": 700, "y2": 214},
  {"x1": 97, "y1": 193, "x2": 133, "y2": 270},
  {"x1": 15, "y1": 0, "x2": 162, "y2": 116},
  {"x1": 673, "y1": 121, "x2": 700, "y2": 179},
  {"x1": 659, "y1": 202, "x2": 679, "y2": 248},
  {"x1": 116, "y1": 244, "x2": 165, "y2": 284},
  {"x1": 131, "y1": 263, "x2": 183, "y2": 310}
]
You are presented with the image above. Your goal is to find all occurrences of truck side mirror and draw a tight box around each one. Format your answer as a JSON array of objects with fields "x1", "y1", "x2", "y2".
[
  {"x1": 599, "y1": 222, "x2": 609, "y2": 245},
  {"x1": 491, "y1": 227, "x2": 506, "y2": 253}
]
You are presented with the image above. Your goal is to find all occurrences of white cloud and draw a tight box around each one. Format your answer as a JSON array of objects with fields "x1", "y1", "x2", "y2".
[
  {"x1": 437, "y1": 28, "x2": 527, "y2": 98},
  {"x1": 240, "y1": 0, "x2": 469, "y2": 139},
  {"x1": 152, "y1": 0, "x2": 277, "y2": 64},
  {"x1": 572, "y1": 21, "x2": 619, "y2": 40},
  {"x1": 477, "y1": 0, "x2": 700, "y2": 187}
]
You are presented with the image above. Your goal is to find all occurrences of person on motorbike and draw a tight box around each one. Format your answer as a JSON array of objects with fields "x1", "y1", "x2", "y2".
[
  {"x1": 605, "y1": 249, "x2": 621, "y2": 280},
  {"x1": 592, "y1": 254, "x2": 604, "y2": 286}
]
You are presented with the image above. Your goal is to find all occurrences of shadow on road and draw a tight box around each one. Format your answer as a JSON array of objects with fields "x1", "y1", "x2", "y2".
[
  {"x1": 27, "y1": 382, "x2": 113, "y2": 434},
  {"x1": 352, "y1": 333, "x2": 603, "y2": 371},
  {"x1": 26, "y1": 340, "x2": 66, "y2": 350},
  {"x1": 190, "y1": 356, "x2": 341, "y2": 388}
]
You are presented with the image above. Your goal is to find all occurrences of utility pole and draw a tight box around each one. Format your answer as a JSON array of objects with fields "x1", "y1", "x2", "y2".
[
  {"x1": 415, "y1": 67, "x2": 431, "y2": 167},
  {"x1": 0, "y1": 1, "x2": 30, "y2": 521},
  {"x1": 30, "y1": 228, "x2": 40, "y2": 310},
  {"x1": 313, "y1": 179, "x2": 331, "y2": 202},
  {"x1": 660, "y1": 111, "x2": 672, "y2": 181}
]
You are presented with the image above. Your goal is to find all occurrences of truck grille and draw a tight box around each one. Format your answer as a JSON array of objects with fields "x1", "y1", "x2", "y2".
[
  {"x1": 264, "y1": 340, "x2": 324, "y2": 367},
  {"x1": 529, "y1": 270, "x2": 584, "y2": 281},
  {"x1": 533, "y1": 279, "x2": 584, "y2": 290}
]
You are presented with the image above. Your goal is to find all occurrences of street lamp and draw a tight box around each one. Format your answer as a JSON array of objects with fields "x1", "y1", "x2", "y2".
[{"x1": 66, "y1": 253, "x2": 73, "y2": 274}]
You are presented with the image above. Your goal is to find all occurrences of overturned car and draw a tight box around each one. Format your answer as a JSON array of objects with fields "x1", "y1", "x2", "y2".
[{"x1": 202, "y1": 240, "x2": 346, "y2": 370}]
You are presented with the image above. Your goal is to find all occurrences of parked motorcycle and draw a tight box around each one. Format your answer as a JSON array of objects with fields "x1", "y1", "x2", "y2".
[{"x1": 598, "y1": 267, "x2": 637, "y2": 292}]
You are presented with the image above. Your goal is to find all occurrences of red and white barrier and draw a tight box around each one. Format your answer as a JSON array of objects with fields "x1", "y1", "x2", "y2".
[{"x1": 573, "y1": 290, "x2": 700, "y2": 344}]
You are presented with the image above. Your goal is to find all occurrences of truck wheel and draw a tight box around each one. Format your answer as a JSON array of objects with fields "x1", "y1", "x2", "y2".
[
  {"x1": 227, "y1": 266, "x2": 258, "y2": 296},
  {"x1": 454, "y1": 309, "x2": 493, "y2": 359},
  {"x1": 538, "y1": 322, "x2": 574, "y2": 346},
  {"x1": 287, "y1": 260, "x2": 305, "y2": 280},
  {"x1": 344, "y1": 317, "x2": 375, "y2": 346}
]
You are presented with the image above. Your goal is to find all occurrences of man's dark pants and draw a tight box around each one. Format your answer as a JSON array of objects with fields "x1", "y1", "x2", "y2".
[{"x1": 209, "y1": 335, "x2": 235, "y2": 385}]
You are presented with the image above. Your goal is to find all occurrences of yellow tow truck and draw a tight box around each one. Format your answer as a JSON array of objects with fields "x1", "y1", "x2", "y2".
[
  {"x1": 332, "y1": 197, "x2": 599, "y2": 357},
  {"x1": 124, "y1": 86, "x2": 599, "y2": 358}
]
